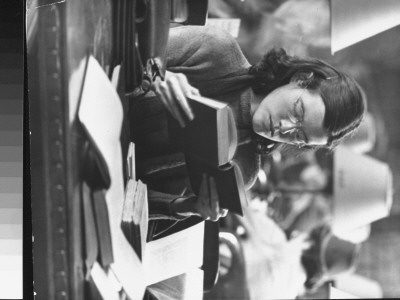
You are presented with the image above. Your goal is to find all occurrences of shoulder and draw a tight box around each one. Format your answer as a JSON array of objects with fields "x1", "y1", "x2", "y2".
[
  {"x1": 169, "y1": 26, "x2": 248, "y2": 64},
  {"x1": 169, "y1": 25, "x2": 237, "y2": 47}
]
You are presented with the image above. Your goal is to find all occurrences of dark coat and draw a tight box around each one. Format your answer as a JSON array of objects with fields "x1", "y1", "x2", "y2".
[{"x1": 130, "y1": 26, "x2": 264, "y2": 231}]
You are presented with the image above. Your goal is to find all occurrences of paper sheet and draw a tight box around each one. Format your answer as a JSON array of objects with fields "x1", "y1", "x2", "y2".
[
  {"x1": 143, "y1": 221, "x2": 204, "y2": 285},
  {"x1": 181, "y1": 269, "x2": 204, "y2": 300},
  {"x1": 90, "y1": 263, "x2": 120, "y2": 300},
  {"x1": 147, "y1": 269, "x2": 204, "y2": 300}
]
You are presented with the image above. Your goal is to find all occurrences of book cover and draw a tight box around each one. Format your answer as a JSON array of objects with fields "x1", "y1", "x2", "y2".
[
  {"x1": 186, "y1": 157, "x2": 247, "y2": 216},
  {"x1": 169, "y1": 94, "x2": 238, "y2": 168},
  {"x1": 168, "y1": 94, "x2": 246, "y2": 215},
  {"x1": 92, "y1": 190, "x2": 114, "y2": 268}
]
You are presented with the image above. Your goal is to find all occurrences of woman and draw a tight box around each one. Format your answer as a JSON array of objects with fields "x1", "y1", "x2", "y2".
[{"x1": 131, "y1": 25, "x2": 365, "y2": 224}]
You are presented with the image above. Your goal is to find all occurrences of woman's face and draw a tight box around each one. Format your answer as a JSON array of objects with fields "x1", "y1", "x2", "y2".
[{"x1": 252, "y1": 83, "x2": 329, "y2": 146}]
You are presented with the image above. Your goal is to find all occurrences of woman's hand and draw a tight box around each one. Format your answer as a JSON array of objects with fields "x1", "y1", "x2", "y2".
[
  {"x1": 172, "y1": 174, "x2": 229, "y2": 221},
  {"x1": 153, "y1": 71, "x2": 200, "y2": 127}
]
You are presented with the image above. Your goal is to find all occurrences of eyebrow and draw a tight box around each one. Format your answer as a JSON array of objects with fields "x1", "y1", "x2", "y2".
[{"x1": 297, "y1": 97, "x2": 310, "y2": 143}]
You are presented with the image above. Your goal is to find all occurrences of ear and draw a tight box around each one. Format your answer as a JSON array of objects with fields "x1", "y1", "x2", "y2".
[{"x1": 290, "y1": 71, "x2": 314, "y2": 87}]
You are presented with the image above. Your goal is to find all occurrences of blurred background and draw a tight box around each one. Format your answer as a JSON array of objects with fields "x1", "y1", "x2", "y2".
[{"x1": 207, "y1": 0, "x2": 400, "y2": 298}]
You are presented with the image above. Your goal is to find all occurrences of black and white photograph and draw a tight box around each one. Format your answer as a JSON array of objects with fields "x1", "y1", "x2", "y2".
[{"x1": 9, "y1": 0, "x2": 400, "y2": 299}]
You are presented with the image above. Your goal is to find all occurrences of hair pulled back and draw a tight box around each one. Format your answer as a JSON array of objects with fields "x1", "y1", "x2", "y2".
[{"x1": 249, "y1": 48, "x2": 366, "y2": 149}]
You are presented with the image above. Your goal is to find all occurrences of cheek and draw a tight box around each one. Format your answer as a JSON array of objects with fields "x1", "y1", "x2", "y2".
[
  {"x1": 264, "y1": 97, "x2": 292, "y2": 120},
  {"x1": 253, "y1": 103, "x2": 268, "y2": 125}
]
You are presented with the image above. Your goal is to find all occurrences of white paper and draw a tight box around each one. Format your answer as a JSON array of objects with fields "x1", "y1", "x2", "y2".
[
  {"x1": 181, "y1": 269, "x2": 204, "y2": 300},
  {"x1": 138, "y1": 182, "x2": 148, "y2": 256},
  {"x1": 69, "y1": 56, "x2": 88, "y2": 123},
  {"x1": 78, "y1": 56, "x2": 123, "y2": 170},
  {"x1": 148, "y1": 269, "x2": 204, "y2": 300},
  {"x1": 143, "y1": 221, "x2": 204, "y2": 285},
  {"x1": 111, "y1": 65, "x2": 121, "y2": 89},
  {"x1": 330, "y1": 285, "x2": 358, "y2": 299},
  {"x1": 78, "y1": 56, "x2": 145, "y2": 300},
  {"x1": 90, "y1": 263, "x2": 120, "y2": 300}
]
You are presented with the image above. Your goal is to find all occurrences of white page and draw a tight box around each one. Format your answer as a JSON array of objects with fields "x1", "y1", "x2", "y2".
[
  {"x1": 147, "y1": 269, "x2": 204, "y2": 300},
  {"x1": 143, "y1": 221, "x2": 204, "y2": 285},
  {"x1": 330, "y1": 285, "x2": 359, "y2": 299},
  {"x1": 90, "y1": 263, "x2": 120, "y2": 300},
  {"x1": 111, "y1": 65, "x2": 121, "y2": 89},
  {"x1": 137, "y1": 181, "x2": 148, "y2": 256},
  {"x1": 181, "y1": 269, "x2": 204, "y2": 300}
]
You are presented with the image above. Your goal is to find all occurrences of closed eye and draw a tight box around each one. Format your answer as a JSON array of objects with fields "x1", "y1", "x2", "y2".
[
  {"x1": 288, "y1": 111, "x2": 298, "y2": 123},
  {"x1": 293, "y1": 97, "x2": 309, "y2": 143},
  {"x1": 294, "y1": 97, "x2": 305, "y2": 122}
]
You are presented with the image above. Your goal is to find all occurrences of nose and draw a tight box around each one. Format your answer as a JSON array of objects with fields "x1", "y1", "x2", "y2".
[{"x1": 279, "y1": 119, "x2": 299, "y2": 134}]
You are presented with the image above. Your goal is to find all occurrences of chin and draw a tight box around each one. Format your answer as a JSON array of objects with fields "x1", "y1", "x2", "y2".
[
  {"x1": 255, "y1": 130, "x2": 273, "y2": 140},
  {"x1": 256, "y1": 132, "x2": 286, "y2": 144},
  {"x1": 267, "y1": 136, "x2": 283, "y2": 144}
]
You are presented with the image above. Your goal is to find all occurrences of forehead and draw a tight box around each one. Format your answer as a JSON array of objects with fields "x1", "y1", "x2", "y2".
[{"x1": 301, "y1": 90, "x2": 329, "y2": 145}]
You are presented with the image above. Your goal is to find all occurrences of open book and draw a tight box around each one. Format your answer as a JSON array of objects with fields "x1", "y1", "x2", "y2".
[{"x1": 169, "y1": 94, "x2": 247, "y2": 216}]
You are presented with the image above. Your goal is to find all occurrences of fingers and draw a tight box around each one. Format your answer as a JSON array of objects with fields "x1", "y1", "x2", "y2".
[
  {"x1": 157, "y1": 79, "x2": 186, "y2": 127},
  {"x1": 208, "y1": 177, "x2": 220, "y2": 221},
  {"x1": 154, "y1": 73, "x2": 196, "y2": 127},
  {"x1": 220, "y1": 209, "x2": 229, "y2": 218},
  {"x1": 172, "y1": 176, "x2": 229, "y2": 221},
  {"x1": 169, "y1": 74, "x2": 195, "y2": 120},
  {"x1": 191, "y1": 87, "x2": 201, "y2": 96},
  {"x1": 154, "y1": 82, "x2": 174, "y2": 116},
  {"x1": 195, "y1": 174, "x2": 230, "y2": 221}
]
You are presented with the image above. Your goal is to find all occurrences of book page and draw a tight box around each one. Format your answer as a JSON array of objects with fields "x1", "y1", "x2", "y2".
[
  {"x1": 181, "y1": 268, "x2": 204, "y2": 300},
  {"x1": 147, "y1": 269, "x2": 204, "y2": 300},
  {"x1": 143, "y1": 221, "x2": 204, "y2": 285},
  {"x1": 90, "y1": 262, "x2": 120, "y2": 300},
  {"x1": 135, "y1": 181, "x2": 149, "y2": 257}
]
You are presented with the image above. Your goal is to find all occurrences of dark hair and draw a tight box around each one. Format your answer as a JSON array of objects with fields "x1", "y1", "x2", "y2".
[{"x1": 249, "y1": 48, "x2": 366, "y2": 151}]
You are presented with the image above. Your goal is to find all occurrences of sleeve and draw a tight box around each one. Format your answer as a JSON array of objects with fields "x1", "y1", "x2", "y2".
[
  {"x1": 147, "y1": 190, "x2": 194, "y2": 221},
  {"x1": 166, "y1": 26, "x2": 251, "y2": 85}
]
